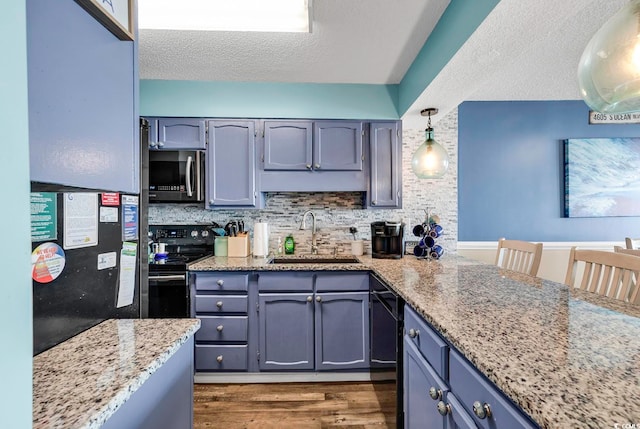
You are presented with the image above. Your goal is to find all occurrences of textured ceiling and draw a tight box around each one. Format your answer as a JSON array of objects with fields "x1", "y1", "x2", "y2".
[
  {"x1": 139, "y1": 0, "x2": 628, "y2": 129},
  {"x1": 139, "y1": 0, "x2": 450, "y2": 84},
  {"x1": 402, "y1": 0, "x2": 627, "y2": 128}
]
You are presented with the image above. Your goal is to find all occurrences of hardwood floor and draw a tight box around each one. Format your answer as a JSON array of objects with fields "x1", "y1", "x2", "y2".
[{"x1": 194, "y1": 381, "x2": 397, "y2": 428}]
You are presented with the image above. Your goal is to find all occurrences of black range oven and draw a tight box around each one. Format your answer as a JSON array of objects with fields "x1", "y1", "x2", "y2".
[
  {"x1": 370, "y1": 273, "x2": 405, "y2": 428},
  {"x1": 148, "y1": 225, "x2": 214, "y2": 318}
]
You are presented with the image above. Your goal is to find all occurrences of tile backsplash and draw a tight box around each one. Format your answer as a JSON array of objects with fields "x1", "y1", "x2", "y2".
[{"x1": 149, "y1": 109, "x2": 458, "y2": 256}]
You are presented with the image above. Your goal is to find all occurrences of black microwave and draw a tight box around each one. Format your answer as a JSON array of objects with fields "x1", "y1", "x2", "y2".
[{"x1": 148, "y1": 150, "x2": 205, "y2": 203}]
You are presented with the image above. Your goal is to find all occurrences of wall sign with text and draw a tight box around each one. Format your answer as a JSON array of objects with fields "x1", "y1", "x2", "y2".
[
  {"x1": 75, "y1": 0, "x2": 134, "y2": 41},
  {"x1": 589, "y1": 111, "x2": 640, "y2": 124}
]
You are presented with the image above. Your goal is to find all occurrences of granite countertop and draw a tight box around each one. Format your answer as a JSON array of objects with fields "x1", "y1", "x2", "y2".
[
  {"x1": 33, "y1": 318, "x2": 200, "y2": 429},
  {"x1": 190, "y1": 253, "x2": 640, "y2": 429}
]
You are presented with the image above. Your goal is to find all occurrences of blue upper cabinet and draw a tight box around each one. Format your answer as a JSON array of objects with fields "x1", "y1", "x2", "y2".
[
  {"x1": 313, "y1": 121, "x2": 364, "y2": 171},
  {"x1": 368, "y1": 121, "x2": 402, "y2": 208},
  {"x1": 263, "y1": 121, "x2": 313, "y2": 170},
  {"x1": 206, "y1": 120, "x2": 259, "y2": 208},
  {"x1": 149, "y1": 118, "x2": 206, "y2": 150},
  {"x1": 27, "y1": 0, "x2": 138, "y2": 193}
]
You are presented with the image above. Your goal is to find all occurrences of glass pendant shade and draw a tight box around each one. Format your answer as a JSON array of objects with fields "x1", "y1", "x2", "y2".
[
  {"x1": 578, "y1": 0, "x2": 640, "y2": 113},
  {"x1": 411, "y1": 128, "x2": 449, "y2": 179}
]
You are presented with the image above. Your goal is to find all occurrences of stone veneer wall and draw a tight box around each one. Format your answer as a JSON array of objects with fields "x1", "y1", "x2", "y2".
[{"x1": 149, "y1": 108, "x2": 458, "y2": 256}]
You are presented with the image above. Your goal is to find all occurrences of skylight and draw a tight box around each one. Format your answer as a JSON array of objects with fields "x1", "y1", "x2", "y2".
[{"x1": 138, "y1": 0, "x2": 311, "y2": 33}]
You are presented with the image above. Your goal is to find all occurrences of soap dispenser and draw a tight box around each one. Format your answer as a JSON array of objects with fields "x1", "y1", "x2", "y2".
[{"x1": 284, "y1": 234, "x2": 295, "y2": 255}]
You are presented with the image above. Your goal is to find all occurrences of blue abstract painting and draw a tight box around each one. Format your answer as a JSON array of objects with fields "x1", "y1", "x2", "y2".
[{"x1": 564, "y1": 138, "x2": 640, "y2": 217}]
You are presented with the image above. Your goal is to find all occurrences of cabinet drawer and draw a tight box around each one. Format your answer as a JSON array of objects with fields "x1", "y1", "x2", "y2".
[
  {"x1": 258, "y1": 272, "x2": 313, "y2": 292},
  {"x1": 449, "y1": 349, "x2": 538, "y2": 429},
  {"x1": 445, "y1": 392, "x2": 478, "y2": 429},
  {"x1": 403, "y1": 338, "x2": 449, "y2": 429},
  {"x1": 196, "y1": 316, "x2": 248, "y2": 342},
  {"x1": 195, "y1": 344, "x2": 248, "y2": 371},
  {"x1": 195, "y1": 295, "x2": 248, "y2": 314},
  {"x1": 404, "y1": 305, "x2": 448, "y2": 380},
  {"x1": 315, "y1": 272, "x2": 369, "y2": 292},
  {"x1": 195, "y1": 273, "x2": 249, "y2": 292}
]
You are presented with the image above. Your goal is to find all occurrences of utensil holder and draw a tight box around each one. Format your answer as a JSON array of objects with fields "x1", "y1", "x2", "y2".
[{"x1": 228, "y1": 234, "x2": 251, "y2": 257}]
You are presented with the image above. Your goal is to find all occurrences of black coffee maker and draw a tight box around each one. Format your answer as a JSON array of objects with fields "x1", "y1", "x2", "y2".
[{"x1": 371, "y1": 221, "x2": 404, "y2": 259}]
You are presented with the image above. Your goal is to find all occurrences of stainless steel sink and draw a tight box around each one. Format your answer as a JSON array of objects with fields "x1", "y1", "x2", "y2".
[{"x1": 269, "y1": 256, "x2": 361, "y2": 264}]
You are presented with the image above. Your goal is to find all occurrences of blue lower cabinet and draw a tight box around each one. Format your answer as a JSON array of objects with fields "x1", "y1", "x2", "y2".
[
  {"x1": 449, "y1": 350, "x2": 538, "y2": 429},
  {"x1": 258, "y1": 293, "x2": 315, "y2": 370},
  {"x1": 315, "y1": 292, "x2": 369, "y2": 370},
  {"x1": 195, "y1": 344, "x2": 248, "y2": 371},
  {"x1": 403, "y1": 304, "x2": 539, "y2": 429},
  {"x1": 192, "y1": 271, "x2": 251, "y2": 372},
  {"x1": 403, "y1": 338, "x2": 449, "y2": 429},
  {"x1": 444, "y1": 392, "x2": 478, "y2": 429}
]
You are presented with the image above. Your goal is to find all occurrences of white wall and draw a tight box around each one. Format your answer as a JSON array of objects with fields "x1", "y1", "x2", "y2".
[
  {"x1": 458, "y1": 241, "x2": 626, "y2": 284},
  {"x1": 0, "y1": 0, "x2": 33, "y2": 427}
]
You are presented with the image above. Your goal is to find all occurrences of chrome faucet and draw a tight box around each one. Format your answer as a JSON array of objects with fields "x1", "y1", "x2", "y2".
[{"x1": 299, "y1": 210, "x2": 318, "y2": 254}]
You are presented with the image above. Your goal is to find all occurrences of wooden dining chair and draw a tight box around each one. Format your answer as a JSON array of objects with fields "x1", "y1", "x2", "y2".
[
  {"x1": 615, "y1": 246, "x2": 640, "y2": 257},
  {"x1": 625, "y1": 237, "x2": 640, "y2": 250},
  {"x1": 494, "y1": 238, "x2": 543, "y2": 277},
  {"x1": 565, "y1": 247, "x2": 640, "y2": 304}
]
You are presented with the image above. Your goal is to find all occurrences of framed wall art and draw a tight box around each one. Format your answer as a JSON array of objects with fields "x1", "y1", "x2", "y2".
[
  {"x1": 564, "y1": 137, "x2": 640, "y2": 217},
  {"x1": 75, "y1": 0, "x2": 134, "y2": 41}
]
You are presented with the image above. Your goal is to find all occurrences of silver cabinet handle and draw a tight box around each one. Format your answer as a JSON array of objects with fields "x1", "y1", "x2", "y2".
[
  {"x1": 149, "y1": 142, "x2": 157, "y2": 148},
  {"x1": 316, "y1": 295, "x2": 322, "y2": 302},
  {"x1": 314, "y1": 163, "x2": 320, "y2": 169},
  {"x1": 216, "y1": 325, "x2": 224, "y2": 332},
  {"x1": 408, "y1": 328, "x2": 420, "y2": 338},
  {"x1": 217, "y1": 279, "x2": 224, "y2": 286},
  {"x1": 216, "y1": 301, "x2": 223, "y2": 308},
  {"x1": 157, "y1": 142, "x2": 164, "y2": 148},
  {"x1": 371, "y1": 200, "x2": 377, "y2": 205},
  {"x1": 473, "y1": 401, "x2": 492, "y2": 419},
  {"x1": 216, "y1": 355, "x2": 223, "y2": 363},
  {"x1": 429, "y1": 387, "x2": 442, "y2": 401},
  {"x1": 306, "y1": 164, "x2": 312, "y2": 170},
  {"x1": 307, "y1": 296, "x2": 312, "y2": 302},
  {"x1": 437, "y1": 401, "x2": 451, "y2": 416}
]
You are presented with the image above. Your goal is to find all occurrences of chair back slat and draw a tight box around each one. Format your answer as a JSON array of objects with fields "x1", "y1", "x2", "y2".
[
  {"x1": 566, "y1": 247, "x2": 640, "y2": 305},
  {"x1": 495, "y1": 238, "x2": 543, "y2": 277},
  {"x1": 625, "y1": 237, "x2": 640, "y2": 250}
]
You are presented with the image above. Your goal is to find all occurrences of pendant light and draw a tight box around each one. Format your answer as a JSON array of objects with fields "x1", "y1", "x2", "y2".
[
  {"x1": 578, "y1": 0, "x2": 640, "y2": 113},
  {"x1": 411, "y1": 108, "x2": 449, "y2": 179}
]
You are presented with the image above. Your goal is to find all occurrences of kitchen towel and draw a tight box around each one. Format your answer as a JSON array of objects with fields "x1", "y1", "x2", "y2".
[{"x1": 253, "y1": 222, "x2": 269, "y2": 257}]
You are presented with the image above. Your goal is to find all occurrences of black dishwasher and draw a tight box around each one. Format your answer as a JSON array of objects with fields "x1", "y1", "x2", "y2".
[{"x1": 370, "y1": 273, "x2": 404, "y2": 428}]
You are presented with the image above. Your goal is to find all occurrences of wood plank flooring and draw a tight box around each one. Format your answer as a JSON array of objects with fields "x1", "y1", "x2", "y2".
[{"x1": 194, "y1": 381, "x2": 396, "y2": 428}]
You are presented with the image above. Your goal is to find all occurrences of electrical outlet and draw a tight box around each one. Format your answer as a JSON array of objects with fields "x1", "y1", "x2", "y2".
[{"x1": 404, "y1": 241, "x2": 419, "y2": 255}]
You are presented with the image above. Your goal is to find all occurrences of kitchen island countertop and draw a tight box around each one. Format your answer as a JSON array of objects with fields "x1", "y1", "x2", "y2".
[
  {"x1": 33, "y1": 318, "x2": 200, "y2": 429},
  {"x1": 190, "y1": 253, "x2": 640, "y2": 428}
]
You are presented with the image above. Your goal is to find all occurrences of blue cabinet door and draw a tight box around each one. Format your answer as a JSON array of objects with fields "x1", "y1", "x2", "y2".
[
  {"x1": 206, "y1": 120, "x2": 257, "y2": 207},
  {"x1": 27, "y1": 0, "x2": 138, "y2": 193},
  {"x1": 368, "y1": 121, "x2": 402, "y2": 208},
  {"x1": 403, "y1": 338, "x2": 448, "y2": 429},
  {"x1": 150, "y1": 118, "x2": 206, "y2": 150},
  {"x1": 315, "y1": 292, "x2": 370, "y2": 370},
  {"x1": 313, "y1": 121, "x2": 364, "y2": 171},
  {"x1": 258, "y1": 293, "x2": 315, "y2": 370},
  {"x1": 263, "y1": 121, "x2": 313, "y2": 170}
]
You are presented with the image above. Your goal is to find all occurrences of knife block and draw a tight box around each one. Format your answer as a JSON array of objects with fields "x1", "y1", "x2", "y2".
[{"x1": 228, "y1": 234, "x2": 251, "y2": 257}]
